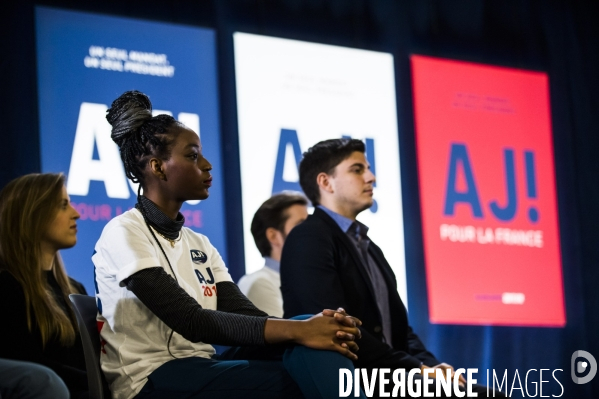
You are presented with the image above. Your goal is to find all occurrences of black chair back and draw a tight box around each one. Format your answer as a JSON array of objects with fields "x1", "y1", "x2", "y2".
[{"x1": 70, "y1": 294, "x2": 110, "y2": 399}]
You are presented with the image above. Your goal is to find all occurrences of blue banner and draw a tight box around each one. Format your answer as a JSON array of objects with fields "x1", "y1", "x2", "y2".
[{"x1": 36, "y1": 7, "x2": 225, "y2": 294}]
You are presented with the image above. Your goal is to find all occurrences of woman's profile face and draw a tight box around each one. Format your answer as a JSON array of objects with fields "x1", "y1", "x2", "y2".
[
  {"x1": 42, "y1": 185, "x2": 80, "y2": 252},
  {"x1": 160, "y1": 125, "x2": 213, "y2": 202}
]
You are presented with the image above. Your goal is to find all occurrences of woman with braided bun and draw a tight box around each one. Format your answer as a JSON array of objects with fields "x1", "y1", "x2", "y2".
[{"x1": 93, "y1": 90, "x2": 366, "y2": 399}]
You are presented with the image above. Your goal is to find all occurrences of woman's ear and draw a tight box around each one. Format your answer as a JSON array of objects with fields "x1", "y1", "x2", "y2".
[{"x1": 149, "y1": 158, "x2": 167, "y2": 181}]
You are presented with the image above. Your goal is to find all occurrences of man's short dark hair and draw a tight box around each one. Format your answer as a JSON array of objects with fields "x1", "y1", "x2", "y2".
[
  {"x1": 251, "y1": 192, "x2": 308, "y2": 257},
  {"x1": 299, "y1": 138, "x2": 365, "y2": 205}
]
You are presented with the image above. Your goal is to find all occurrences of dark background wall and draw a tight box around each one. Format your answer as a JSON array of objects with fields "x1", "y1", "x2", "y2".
[{"x1": 2, "y1": 1, "x2": 597, "y2": 397}]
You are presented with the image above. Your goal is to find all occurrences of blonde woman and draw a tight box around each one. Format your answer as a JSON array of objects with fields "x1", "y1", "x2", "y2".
[{"x1": 0, "y1": 173, "x2": 88, "y2": 399}]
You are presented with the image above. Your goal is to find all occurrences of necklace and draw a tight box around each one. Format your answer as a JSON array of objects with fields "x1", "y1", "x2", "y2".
[{"x1": 153, "y1": 228, "x2": 182, "y2": 248}]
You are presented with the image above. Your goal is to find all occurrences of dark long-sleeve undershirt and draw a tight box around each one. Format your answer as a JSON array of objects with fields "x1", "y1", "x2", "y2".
[{"x1": 124, "y1": 267, "x2": 270, "y2": 346}]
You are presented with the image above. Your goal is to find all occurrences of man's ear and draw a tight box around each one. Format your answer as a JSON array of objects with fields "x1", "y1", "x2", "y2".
[
  {"x1": 316, "y1": 172, "x2": 334, "y2": 194},
  {"x1": 265, "y1": 227, "x2": 283, "y2": 247},
  {"x1": 149, "y1": 158, "x2": 167, "y2": 181}
]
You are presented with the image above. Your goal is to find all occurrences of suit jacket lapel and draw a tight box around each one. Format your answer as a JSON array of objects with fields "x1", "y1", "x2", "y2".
[
  {"x1": 313, "y1": 208, "x2": 381, "y2": 313},
  {"x1": 368, "y1": 245, "x2": 397, "y2": 292}
]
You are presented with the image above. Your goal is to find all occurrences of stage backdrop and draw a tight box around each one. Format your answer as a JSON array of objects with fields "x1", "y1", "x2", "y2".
[
  {"x1": 233, "y1": 33, "x2": 408, "y2": 305},
  {"x1": 36, "y1": 7, "x2": 226, "y2": 295},
  {"x1": 411, "y1": 55, "x2": 565, "y2": 327}
]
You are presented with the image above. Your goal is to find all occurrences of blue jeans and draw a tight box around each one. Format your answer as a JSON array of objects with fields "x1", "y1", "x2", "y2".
[
  {"x1": 136, "y1": 315, "x2": 366, "y2": 399},
  {"x1": 0, "y1": 358, "x2": 69, "y2": 399}
]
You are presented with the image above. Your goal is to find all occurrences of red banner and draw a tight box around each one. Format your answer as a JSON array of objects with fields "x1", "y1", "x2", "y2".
[{"x1": 411, "y1": 55, "x2": 565, "y2": 327}]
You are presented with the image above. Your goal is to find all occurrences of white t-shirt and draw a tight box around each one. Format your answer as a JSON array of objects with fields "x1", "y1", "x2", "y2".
[
  {"x1": 92, "y1": 209, "x2": 233, "y2": 399},
  {"x1": 237, "y1": 266, "x2": 283, "y2": 318}
]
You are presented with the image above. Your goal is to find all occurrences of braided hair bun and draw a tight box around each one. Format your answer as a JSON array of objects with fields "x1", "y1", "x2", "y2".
[
  {"x1": 106, "y1": 90, "x2": 177, "y2": 184},
  {"x1": 106, "y1": 90, "x2": 153, "y2": 147}
]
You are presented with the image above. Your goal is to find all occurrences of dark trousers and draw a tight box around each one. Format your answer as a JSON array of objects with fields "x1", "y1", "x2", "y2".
[{"x1": 136, "y1": 315, "x2": 367, "y2": 399}]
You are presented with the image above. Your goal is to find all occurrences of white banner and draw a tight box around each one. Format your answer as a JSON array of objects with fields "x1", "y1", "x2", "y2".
[{"x1": 234, "y1": 32, "x2": 407, "y2": 304}]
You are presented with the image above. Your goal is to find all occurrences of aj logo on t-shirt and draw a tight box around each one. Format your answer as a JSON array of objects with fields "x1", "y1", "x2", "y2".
[
  {"x1": 194, "y1": 267, "x2": 217, "y2": 296},
  {"x1": 190, "y1": 249, "x2": 208, "y2": 264}
]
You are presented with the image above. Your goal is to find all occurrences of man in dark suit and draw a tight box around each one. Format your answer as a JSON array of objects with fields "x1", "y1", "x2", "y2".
[{"x1": 281, "y1": 138, "x2": 506, "y2": 398}]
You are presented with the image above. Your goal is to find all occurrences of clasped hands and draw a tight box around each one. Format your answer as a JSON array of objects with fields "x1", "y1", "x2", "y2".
[
  {"x1": 302, "y1": 309, "x2": 468, "y2": 387},
  {"x1": 301, "y1": 307, "x2": 362, "y2": 360}
]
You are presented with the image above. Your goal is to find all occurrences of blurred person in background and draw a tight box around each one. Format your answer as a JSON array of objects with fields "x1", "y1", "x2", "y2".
[
  {"x1": 238, "y1": 192, "x2": 308, "y2": 317},
  {"x1": 0, "y1": 173, "x2": 88, "y2": 399}
]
